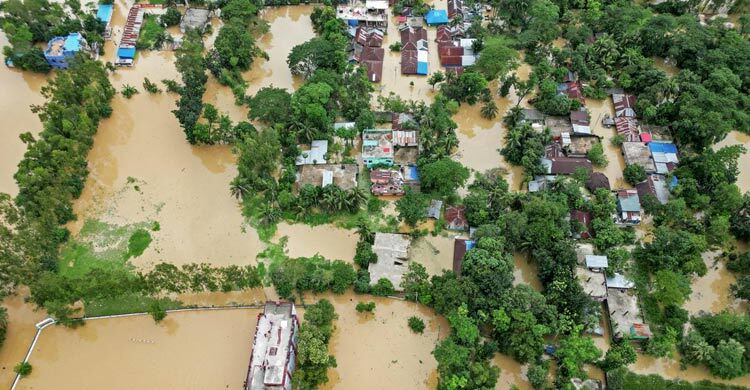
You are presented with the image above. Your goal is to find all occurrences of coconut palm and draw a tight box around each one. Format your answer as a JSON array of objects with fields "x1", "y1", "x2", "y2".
[
  {"x1": 481, "y1": 100, "x2": 499, "y2": 119},
  {"x1": 229, "y1": 178, "x2": 251, "y2": 200}
]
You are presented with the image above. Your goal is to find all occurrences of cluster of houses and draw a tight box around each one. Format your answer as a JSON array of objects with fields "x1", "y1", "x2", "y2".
[
  {"x1": 336, "y1": 0, "x2": 389, "y2": 29},
  {"x1": 347, "y1": 26, "x2": 385, "y2": 82},
  {"x1": 38, "y1": 3, "x2": 114, "y2": 69},
  {"x1": 435, "y1": 0, "x2": 479, "y2": 73},
  {"x1": 399, "y1": 23, "x2": 429, "y2": 75}
]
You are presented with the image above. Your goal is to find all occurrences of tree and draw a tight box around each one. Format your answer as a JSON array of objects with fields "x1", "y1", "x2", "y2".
[
  {"x1": 408, "y1": 316, "x2": 426, "y2": 333},
  {"x1": 14, "y1": 362, "x2": 32, "y2": 377},
  {"x1": 0, "y1": 307, "x2": 7, "y2": 348},
  {"x1": 211, "y1": 19, "x2": 261, "y2": 72},
  {"x1": 623, "y1": 164, "x2": 646, "y2": 185},
  {"x1": 419, "y1": 158, "x2": 470, "y2": 197},
  {"x1": 401, "y1": 262, "x2": 432, "y2": 304},
  {"x1": 288, "y1": 37, "x2": 345, "y2": 78},
  {"x1": 173, "y1": 29, "x2": 207, "y2": 144},
  {"x1": 473, "y1": 36, "x2": 518, "y2": 80},
  {"x1": 247, "y1": 86, "x2": 292, "y2": 125},
  {"x1": 556, "y1": 328, "x2": 602, "y2": 380},
  {"x1": 428, "y1": 71, "x2": 445, "y2": 89},
  {"x1": 599, "y1": 340, "x2": 637, "y2": 371},
  {"x1": 355, "y1": 301, "x2": 376, "y2": 313},
  {"x1": 731, "y1": 193, "x2": 750, "y2": 241},
  {"x1": 587, "y1": 142, "x2": 608, "y2": 167},
  {"x1": 481, "y1": 99, "x2": 499, "y2": 119},
  {"x1": 680, "y1": 331, "x2": 715, "y2": 367},
  {"x1": 148, "y1": 300, "x2": 167, "y2": 323},
  {"x1": 708, "y1": 339, "x2": 746, "y2": 379},
  {"x1": 652, "y1": 270, "x2": 692, "y2": 307},
  {"x1": 220, "y1": 0, "x2": 258, "y2": 22},
  {"x1": 160, "y1": 7, "x2": 181, "y2": 27},
  {"x1": 396, "y1": 189, "x2": 429, "y2": 227},
  {"x1": 371, "y1": 278, "x2": 395, "y2": 296},
  {"x1": 440, "y1": 71, "x2": 489, "y2": 104}
]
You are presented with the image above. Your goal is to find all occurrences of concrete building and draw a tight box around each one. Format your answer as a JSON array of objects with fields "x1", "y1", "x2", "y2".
[
  {"x1": 296, "y1": 140, "x2": 328, "y2": 165},
  {"x1": 245, "y1": 302, "x2": 300, "y2": 390},
  {"x1": 298, "y1": 164, "x2": 358, "y2": 190},
  {"x1": 336, "y1": 2, "x2": 388, "y2": 29},
  {"x1": 577, "y1": 267, "x2": 607, "y2": 301},
  {"x1": 180, "y1": 8, "x2": 210, "y2": 33},
  {"x1": 362, "y1": 129, "x2": 394, "y2": 168},
  {"x1": 96, "y1": 4, "x2": 114, "y2": 39},
  {"x1": 44, "y1": 33, "x2": 86, "y2": 69},
  {"x1": 622, "y1": 141, "x2": 656, "y2": 173},
  {"x1": 607, "y1": 288, "x2": 651, "y2": 341},
  {"x1": 368, "y1": 233, "x2": 412, "y2": 290}
]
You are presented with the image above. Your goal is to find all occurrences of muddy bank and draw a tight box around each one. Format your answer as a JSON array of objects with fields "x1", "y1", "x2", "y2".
[
  {"x1": 17, "y1": 308, "x2": 261, "y2": 390},
  {"x1": 0, "y1": 32, "x2": 46, "y2": 196},
  {"x1": 274, "y1": 222, "x2": 358, "y2": 262}
]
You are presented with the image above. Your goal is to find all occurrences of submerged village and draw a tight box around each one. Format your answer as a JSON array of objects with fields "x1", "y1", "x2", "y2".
[{"x1": 1, "y1": 0, "x2": 750, "y2": 388}]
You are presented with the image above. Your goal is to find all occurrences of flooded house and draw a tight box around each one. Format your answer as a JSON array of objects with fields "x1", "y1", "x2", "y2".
[
  {"x1": 351, "y1": 26, "x2": 385, "y2": 82},
  {"x1": 444, "y1": 205, "x2": 468, "y2": 231},
  {"x1": 563, "y1": 133, "x2": 602, "y2": 158},
  {"x1": 400, "y1": 24, "x2": 429, "y2": 75},
  {"x1": 298, "y1": 164, "x2": 358, "y2": 190},
  {"x1": 453, "y1": 238, "x2": 476, "y2": 276},
  {"x1": 570, "y1": 109, "x2": 592, "y2": 135},
  {"x1": 636, "y1": 174, "x2": 670, "y2": 205},
  {"x1": 615, "y1": 117, "x2": 640, "y2": 141},
  {"x1": 362, "y1": 129, "x2": 394, "y2": 168},
  {"x1": 337, "y1": 1, "x2": 388, "y2": 29},
  {"x1": 522, "y1": 108, "x2": 546, "y2": 126},
  {"x1": 622, "y1": 141, "x2": 656, "y2": 173},
  {"x1": 544, "y1": 116, "x2": 574, "y2": 138},
  {"x1": 44, "y1": 32, "x2": 87, "y2": 69},
  {"x1": 615, "y1": 189, "x2": 641, "y2": 225},
  {"x1": 427, "y1": 199, "x2": 443, "y2": 219},
  {"x1": 558, "y1": 81, "x2": 585, "y2": 104},
  {"x1": 586, "y1": 172, "x2": 611, "y2": 192},
  {"x1": 612, "y1": 93, "x2": 637, "y2": 118},
  {"x1": 606, "y1": 288, "x2": 651, "y2": 341},
  {"x1": 541, "y1": 156, "x2": 593, "y2": 175},
  {"x1": 577, "y1": 267, "x2": 607, "y2": 301},
  {"x1": 425, "y1": 9, "x2": 449, "y2": 26},
  {"x1": 245, "y1": 302, "x2": 300, "y2": 390},
  {"x1": 180, "y1": 8, "x2": 210, "y2": 33},
  {"x1": 116, "y1": 5, "x2": 145, "y2": 66},
  {"x1": 370, "y1": 169, "x2": 405, "y2": 195},
  {"x1": 571, "y1": 210, "x2": 592, "y2": 239},
  {"x1": 447, "y1": 0, "x2": 465, "y2": 19},
  {"x1": 368, "y1": 233, "x2": 412, "y2": 290},
  {"x1": 393, "y1": 123, "x2": 419, "y2": 165},
  {"x1": 295, "y1": 140, "x2": 328, "y2": 165},
  {"x1": 649, "y1": 141, "x2": 679, "y2": 175},
  {"x1": 528, "y1": 175, "x2": 557, "y2": 192}
]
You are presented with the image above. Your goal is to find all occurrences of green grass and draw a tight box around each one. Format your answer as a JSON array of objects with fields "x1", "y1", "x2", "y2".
[
  {"x1": 58, "y1": 219, "x2": 151, "y2": 278},
  {"x1": 84, "y1": 293, "x2": 183, "y2": 317}
]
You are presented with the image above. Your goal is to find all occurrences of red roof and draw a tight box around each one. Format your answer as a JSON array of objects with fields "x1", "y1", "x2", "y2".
[
  {"x1": 444, "y1": 205, "x2": 468, "y2": 230},
  {"x1": 571, "y1": 210, "x2": 592, "y2": 239},
  {"x1": 441, "y1": 55, "x2": 462, "y2": 66},
  {"x1": 363, "y1": 60, "x2": 383, "y2": 82},
  {"x1": 550, "y1": 157, "x2": 593, "y2": 174},
  {"x1": 361, "y1": 46, "x2": 384, "y2": 62},
  {"x1": 615, "y1": 117, "x2": 639, "y2": 140},
  {"x1": 640, "y1": 133, "x2": 652, "y2": 142},
  {"x1": 613, "y1": 94, "x2": 637, "y2": 118},
  {"x1": 401, "y1": 50, "x2": 418, "y2": 74},
  {"x1": 439, "y1": 46, "x2": 463, "y2": 57}
]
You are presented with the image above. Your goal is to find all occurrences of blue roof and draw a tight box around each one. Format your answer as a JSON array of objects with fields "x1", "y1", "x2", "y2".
[
  {"x1": 117, "y1": 47, "x2": 136, "y2": 59},
  {"x1": 425, "y1": 9, "x2": 448, "y2": 25},
  {"x1": 416, "y1": 61, "x2": 428, "y2": 75},
  {"x1": 618, "y1": 194, "x2": 641, "y2": 212},
  {"x1": 670, "y1": 176, "x2": 679, "y2": 190},
  {"x1": 348, "y1": 19, "x2": 359, "y2": 26},
  {"x1": 465, "y1": 240, "x2": 476, "y2": 251},
  {"x1": 649, "y1": 142, "x2": 678, "y2": 154},
  {"x1": 63, "y1": 33, "x2": 82, "y2": 52},
  {"x1": 96, "y1": 4, "x2": 113, "y2": 23}
]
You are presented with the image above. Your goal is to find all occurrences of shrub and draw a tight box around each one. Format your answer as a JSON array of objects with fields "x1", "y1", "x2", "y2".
[
  {"x1": 408, "y1": 316, "x2": 425, "y2": 333},
  {"x1": 121, "y1": 84, "x2": 139, "y2": 98},
  {"x1": 623, "y1": 164, "x2": 647, "y2": 185},
  {"x1": 355, "y1": 301, "x2": 376, "y2": 313},
  {"x1": 14, "y1": 362, "x2": 32, "y2": 377},
  {"x1": 148, "y1": 300, "x2": 167, "y2": 323},
  {"x1": 371, "y1": 278, "x2": 395, "y2": 296},
  {"x1": 127, "y1": 229, "x2": 152, "y2": 259},
  {"x1": 143, "y1": 78, "x2": 161, "y2": 93}
]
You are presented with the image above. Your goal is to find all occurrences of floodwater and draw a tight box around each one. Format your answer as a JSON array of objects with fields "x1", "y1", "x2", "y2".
[
  {"x1": 715, "y1": 130, "x2": 750, "y2": 192},
  {"x1": 410, "y1": 234, "x2": 456, "y2": 276},
  {"x1": 316, "y1": 293, "x2": 448, "y2": 390},
  {"x1": 684, "y1": 251, "x2": 742, "y2": 316},
  {"x1": 493, "y1": 353, "x2": 532, "y2": 389},
  {"x1": 586, "y1": 98, "x2": 630, "y2": 189},
  {"x1": 0, "y1": 32, "x2": 46, "y2": 196},
  {"x1": 274, "y1": 222, "x2": 358, "y2": 262},
  {"x1": 653, "y1": 57, "x2": 679, "y2": 77},
  {"x1": 0, "y1": 288, "x2": 47, "y2": 389},
  {"x1": 17, "y1": 308, "x2": 262, "y2": 390},
  {"x1": 513, "y1": 253, "x2": 542, "y2": 291},
  {"x1": 631, "y1": 352, "x2": 750, "y2": 387}
]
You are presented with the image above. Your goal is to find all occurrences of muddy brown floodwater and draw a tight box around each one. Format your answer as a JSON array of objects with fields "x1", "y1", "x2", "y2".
[
  {"x1": 716, "y1": 130, "x2": 750, "y2": 193},
  {"x1": 586, "y1": 98, "x2": 630, "y2": 190},
  {"x1": 0, "y1": 288, "x2": 47, "y2": 389},
  {"x1": 0, "y1": 32, "x2": 47, "y2": 196},
  {"x1": 410, "y1": 234, "x2": 457, "y2": 276},
  {"x1": 274, "y1": 222, "x2": 358, "y2": 262}
]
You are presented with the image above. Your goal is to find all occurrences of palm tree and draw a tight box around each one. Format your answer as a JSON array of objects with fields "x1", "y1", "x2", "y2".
[
  {"x1": 229, "y1": 178, "x2": 251, "y2": 200},
  {"x1": 481, "y1": 100, "x2": 499, "y2": 119},
  {"x1": 503, "y1": 106, "x2": 524, "y2": 127},
  {"x1": 346, "y1": 187, "x2": 368, "y2": 211}
]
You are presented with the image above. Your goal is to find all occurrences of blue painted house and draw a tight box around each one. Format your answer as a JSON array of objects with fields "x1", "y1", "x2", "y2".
[{"x1": 44, "y1": 33, "x2": 86, "y2": 69}]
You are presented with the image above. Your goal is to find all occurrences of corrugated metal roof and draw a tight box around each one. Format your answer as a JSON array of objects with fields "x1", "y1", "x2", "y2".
[{"x1": 585, "y1": 255, "x2": 609, "y2": 269}]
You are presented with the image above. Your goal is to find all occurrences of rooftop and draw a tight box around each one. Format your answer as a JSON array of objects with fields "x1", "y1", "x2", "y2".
[
  {"x1": 544, "y1": 116, "x2": 573, "y2": 138},
  {"x1": 617, "y1": 189, "x2": 641, "y2": 213},
  {"x1": 606, "y1": 273, "x2": 635, "y2": 289},
  {"x1": 295, "y1": 140, "x2": 328, "y2": 165},
  {"x1": 445, "y1": 205, "x2": 468, "y2": 231},
  {"x1": 636, "y1": 174, "x2": 670, "y2": 205},
  {"x1": 368, "y1": 233, "x2": 412, "y2": 290},
  {"x1": 586, "y1": 172, "x2": 611, "y2": 192},
  {"x1": 246, "y1": 302, "x2": 299, "y2": 390},
  {"x1": 453, "y1": 238, "x2": 475, "y2": 276},
  {"x1": 362, "y1": 129, "x2": 393, "y2": 159},
  {"x1": 298, "y1": 164, "x2": 358, "y2": 190},
  {"x1": 607, "y1": 288, "x2": 647, "y2": 339},
  {"x1": 577, "y1": 267, "x2": 607, "y2": 301},
  {"x1": 585, "y1": 255, "x2": 609, "y2": 269},
  {"x1": 612, "y1": 93, "x2": 637, "y2": 118},
  {"x1": 622, "y1": 142, "x2": 655, "y2": 172}
]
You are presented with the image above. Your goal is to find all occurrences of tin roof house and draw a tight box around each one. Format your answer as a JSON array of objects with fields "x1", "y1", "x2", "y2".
[
  {"x1": 44, "y1": 32, "x2": 87, "y2": 69},
  {"x1": 368, "y1": 233, "x2": 412, "y2": 290},
  {"x1": 615, "y1": 189, "x2": 641, "y2": 225}
]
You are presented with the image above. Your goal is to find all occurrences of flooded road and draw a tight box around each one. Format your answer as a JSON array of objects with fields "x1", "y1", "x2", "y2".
[
  {"x1": 274, "y1": 222, "x2": 358, "y2": 262},
  {"x1": 0, "y1": 288, "x2": 47, "y2": 389},
  {"x1": 715, "y1": 131, "x2": 750, "y2": 193},
  {"x1": 0, "y1": 33, "x2": 46, "y2": 196},
  {"x1": 684, "y1": 251, "x2": 743, "y2": 316},
  {"x1": 17, "y1": 308, "x2": 261, "y2": 390},
  {"x1": 587, "y1": 98, "x2": 629, "y2": 189}
]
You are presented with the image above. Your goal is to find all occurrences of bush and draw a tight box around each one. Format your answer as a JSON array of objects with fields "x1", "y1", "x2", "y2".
[
  {"x1": 148, "y1": 300, "x2": 167, "y2": 323},
  {"x1": 355, "y1": 301, "x2": 376, "y2": 313},
  {"x1": 121, "y1": 84, "x2": 139, "y2": 98},
  {"x1": 623, "y1": 164, "x2": 647, "y2": 185},
  {"x1": 161, "y1": 7, "x2": 181, "y2": 27},
  {"x1": 371, "y1": 278, "x2": 395, "y2": 296},
  {"x1": 587, "y1": 142, "x2": 608, "y2": 167},
  {"x1": 127, "y1": 228, "x2": 152, "y2": 259},
  {"x1": 143, "y1": 78, "x2": 161, "y2": 93},
  {"x1": 14, "y1": 362, "x2": 32, "y2": 377},
  {"x1": 389, "y1": 41, "x2": 402, "y2": 52},
  {"x1": 408, "y1": 316, "x2": 425, "y2": 333}
]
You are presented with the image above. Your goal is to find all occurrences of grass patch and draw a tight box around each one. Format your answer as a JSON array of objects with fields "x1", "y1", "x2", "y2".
[
  {"x1": 58, "y1": 219, "x2": 150, "y2": 278},
  {"x1": 126, "y1": 228, "x2": 152, "y2": 259},
  {"x1": 137, "y1": 15, "x2": 166, "y2": 50},
  {"x1": 84, "y1": 293, "x2": 183, "y2": 317}
]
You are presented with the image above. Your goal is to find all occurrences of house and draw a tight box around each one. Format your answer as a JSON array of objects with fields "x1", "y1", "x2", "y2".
[
  {"x1": 370, "y1": 169, "x2": 405, "y2": 196},
  {"x1": 649, "y1": 142, "x2": 678, "y2": 174},
  {"x1": 577, "y1": 267, "x2": 607, "y2": 301},
  {"x1": 445, "y1": 205, "x2": 468, "y2": 231},
  {"x1": 355, "y1": 26, "x2": 385, "y2": 47},
  {"x1": 337, "y1": 3, "x2": 388, "y2": 28},
  {"x1": 295, "y1": 140, "x2": 328, "y2": 165},
  {"x1": 427, "y1": 199, "x2": 443, "y2": 219},
  {"x1": 44, "y1": 33, "x2": 87, "y2": 69},
  {"x1": 96, "y1": 4, "x2": 114, "y2": 39},
  {"x1": 400, "y1": 164, "x2": 420, "y2": 186},
  {"x1": 180, "y1": 8, "x2": 210, "y2": 33},
  {"x1": 606, "y1": 273, "x2": 635, "y2": 290},
  {"x1": 425, "y1": 9, "x2": 449, "y2": 25},
  {"x1": 368, "y1": 233, "x2": 412, "y2": 290},
  {"x1": 544, "y1": 116, "x2": 574, "y2": 138},
  {"x1": 393, "y1": 130, "x2": 418, "y2": 147},
  {"x1": 585, "y1": 255, "x2": 609, "y2": 272},
  {"x1": 558, "y1": 81, "x2": 585, "y2": 104},
  {"x1": 571, "y1": 210, "x2": 592, "y2": 239},
  {"x1": 564, "y1": 134, "x2": 601, "y2": 158},
  {"x1": 616, "y1": 189, "x2": 641, "y2": 225},
  {"x1": 586, "y1": 172, "x2": 611, "y2": 192},
  {"x1": 570, "y1": 110, "x2": 591, "y2": 134},
  {"x1": 401, "y1": 50, "x2": 418, "y2": 74},
  {"x1": 542, "y1": 157, "x2": 593, "y2": 175},
  {"x1": 607, "y1": 288, "x2": 651, "y2": 341},
  {"x1": 636, "y1": 174, "x2": 670, "y2": 205},
  {"x1": 116, "y1": 5, "x2": 145, "y2": 66},
  {"x1": 298, "y1": 164, "x2": 358, "y2": 190},
  {"x1": 612, "y1": 93, "x2": 637, "y2": 118},
  {"x1": 522, "y1": 109, "x2": 546, "y2": 125},
  {"x1": 614, "y1": 117, "x2": 639, "y2": 141},
  {"x1": 362, "y1": 129, "x2": 394, "y2": 168},
  {"x1": 447, "y1": 0, "x2": 464, "y2": 19},
  {"x1": 453, "y1": 238, "x2": 475, "y2": 276},
  {"x1": 622, "y1": 142, "x2": 655, "y2": 173},
  {"x1": 245, "y1": 302, "x2": 300, "y2": 390}
]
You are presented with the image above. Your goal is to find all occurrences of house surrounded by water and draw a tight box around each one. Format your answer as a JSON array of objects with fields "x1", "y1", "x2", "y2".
[
  {"x1": 44, "y1": 33, "x2": 87, "y2": 69},
  {"x1": 245, "y1": 302, "x2": 300, "y2": 390}
]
